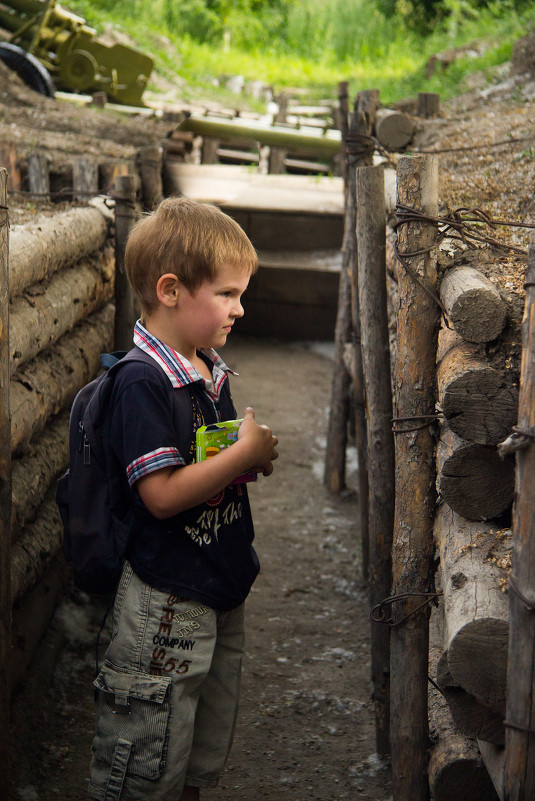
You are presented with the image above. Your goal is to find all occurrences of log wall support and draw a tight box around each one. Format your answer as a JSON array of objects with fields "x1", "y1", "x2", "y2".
[
  {"x1": 28, "y1": 151, "x2": 50, "y2": 199},
  {"x1": 72, "y1": 156, "x2": 99, "y2": 203},
  {"x1": 0, "y1": 168, "x2": 11, "y2": 801},
  {"x1": 137, "y1": 145, "x2": 163, "y2": 212},
  {"x1": 324, "y1": 82, "x2": 353, "y2": 495},
  {"x1": 113, "y1": 174, "x2": 137, "y2": 351},
  {"x1": 503, "y1": 235, "x2": 535, "y2": 801},
  {"x1": 357, "y1": 163, "x2": 394, "y2": 755},
  {"x1": 390, "y1": 154, "x2": 440, "y2": 801}
]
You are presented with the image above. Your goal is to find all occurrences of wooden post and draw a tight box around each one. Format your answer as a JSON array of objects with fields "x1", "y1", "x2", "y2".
[
  {"x1": 0, "y1": 169, "x2": 11, "y2": 800},
  {"x1": 324, "y1": 84, "x2": 377, "y2": 503},
  {"x1": 349, "y1": 93, "x2": 377, "y2": 578},
  {"x1": 417, "y1": 92, "x2": 440, "y2": 118},
  {"x1": 268, "y1": 91, "x2": 289, "y2": 174},
  {"x1": 324, "y1": 81, "x2": 352, "y2": 495},
  {"x1": 91, "y1": 91, "x2": 107, "y2": 107},
  {"x1": 357, "y1": 163, "x2": 394, "y2": 755},
  {"x1": 137, "y1": 145, "x2": 163, "y2": 212},
  {"x1": 200, "y1": 137, "x2": 220, "y2": 164},
  {"x1": 503, "y1": 235, "x2": 535, "y2": 801},
  {"x1": 114, "y1": 175, "x2": 137, "y2": 351},
  {"x1": 390, "y1": 154, "x2": 440, "y2": 801},
  {"x1": 0, "y1": 143, "x2": 21, "y2": 191},
  {"x1": 72, "y1": 156, "x2": 99, "y2": 202},
  {"x1": 27, "y1": 152, "x2": 50, "y2": 199}
]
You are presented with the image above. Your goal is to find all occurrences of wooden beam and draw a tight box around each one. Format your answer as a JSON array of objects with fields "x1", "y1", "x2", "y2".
[{"x1": 390, "y1": 154, "x2": 440, "y2": 801}]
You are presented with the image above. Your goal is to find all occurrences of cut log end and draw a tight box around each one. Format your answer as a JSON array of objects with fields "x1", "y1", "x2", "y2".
[
  {"x1": 450, "y1": 288, "x2": 507, "y2": 343},
  {"x1": 438, "y1": 438, "x2": 515, "y2": 520}
]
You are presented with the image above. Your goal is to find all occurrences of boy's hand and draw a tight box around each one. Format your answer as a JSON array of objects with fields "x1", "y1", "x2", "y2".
[{"x1": 238, "y1": 407, "x2": 279, "y2": 476}]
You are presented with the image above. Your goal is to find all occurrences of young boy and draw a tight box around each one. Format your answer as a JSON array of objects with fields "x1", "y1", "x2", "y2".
[{"x1": 88, "y1": 197, "x2": 278, "y2": 801}]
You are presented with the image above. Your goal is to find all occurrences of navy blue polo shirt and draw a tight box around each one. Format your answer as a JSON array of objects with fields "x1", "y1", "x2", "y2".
[{"x1": 108, "y1": 321, "x2": 259, "y2": 611}]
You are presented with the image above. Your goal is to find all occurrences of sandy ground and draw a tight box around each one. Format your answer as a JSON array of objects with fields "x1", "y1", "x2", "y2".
[{"x1": 9, "y1": 336, "x2": 392, "y2": 801}]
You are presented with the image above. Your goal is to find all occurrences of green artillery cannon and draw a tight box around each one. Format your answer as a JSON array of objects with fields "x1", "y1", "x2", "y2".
[{"x1": 0, "y1": 0, "x2": 153, "y2": 105}]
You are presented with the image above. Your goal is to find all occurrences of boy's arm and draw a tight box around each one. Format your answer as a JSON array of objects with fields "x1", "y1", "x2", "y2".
[{"x1": 136, "y1": 407, "x2": 278, "y2": 519}]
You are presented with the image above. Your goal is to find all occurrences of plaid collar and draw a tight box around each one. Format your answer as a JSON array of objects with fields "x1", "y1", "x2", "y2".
[{"x1": 133, "y1": 319, "x2": 236, "y2": 397}]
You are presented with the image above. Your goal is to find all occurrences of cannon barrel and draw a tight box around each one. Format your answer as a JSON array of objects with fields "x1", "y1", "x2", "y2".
[{"x1": 177, "y1": 114, "x2": 342, "y2": 157}]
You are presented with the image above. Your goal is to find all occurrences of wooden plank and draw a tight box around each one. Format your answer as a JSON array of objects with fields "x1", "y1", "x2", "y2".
[
  {"x1": 165, "y1": 163, "x2": 344, "y2": 215},
  {"x1": 245, "y1": 263, "x2": 339, "y2": 306},
  {"x1": 237, "y1": 298, "x2": 336, "y2": 341}
]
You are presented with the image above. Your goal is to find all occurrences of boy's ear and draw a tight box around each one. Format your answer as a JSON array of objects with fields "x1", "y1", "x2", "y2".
[{"x1": 156, "y1": 273, "x2": 181, "y2": 307}]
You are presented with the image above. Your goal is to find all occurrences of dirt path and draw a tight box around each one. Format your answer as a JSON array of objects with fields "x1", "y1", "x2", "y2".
[{"x1": 9, "y1": 337, "x2": 392, "y2": 801}]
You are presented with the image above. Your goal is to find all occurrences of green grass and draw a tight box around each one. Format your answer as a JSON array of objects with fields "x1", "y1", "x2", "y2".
[{"x1": 66, "y1": 0, "x2": 535, "y2": 108}]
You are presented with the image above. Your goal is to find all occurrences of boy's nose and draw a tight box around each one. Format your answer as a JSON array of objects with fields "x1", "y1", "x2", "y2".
[{"x1": 232, "y1": 300, "x2": 244, "y2": 318}]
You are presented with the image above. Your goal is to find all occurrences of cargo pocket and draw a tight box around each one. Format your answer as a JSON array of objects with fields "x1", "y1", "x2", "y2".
[{"x1": 93, "y1": 661, "x2": 172, "y2": 780}]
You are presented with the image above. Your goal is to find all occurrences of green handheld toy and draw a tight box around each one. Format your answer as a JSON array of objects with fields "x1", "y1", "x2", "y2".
[{"x1": 196, "y1": 419, "x2": 257, "y2": 484}]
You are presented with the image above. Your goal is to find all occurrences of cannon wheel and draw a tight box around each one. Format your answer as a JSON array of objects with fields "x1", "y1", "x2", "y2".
[{"x1": 0, "y1": 43, "x2": 55, "y2": 97}]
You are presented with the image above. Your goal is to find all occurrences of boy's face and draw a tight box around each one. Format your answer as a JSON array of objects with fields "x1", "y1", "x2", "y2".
[{"x1": 177, "y1": 263, "x2": 251, "y2": 351}]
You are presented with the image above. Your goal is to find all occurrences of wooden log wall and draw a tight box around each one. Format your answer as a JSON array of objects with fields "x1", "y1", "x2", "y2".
[
  {"x1": 0, "y1": 179, "x2": 134, "y2": 768},
  {"x1": 345, "y1": 139, "x2": 520, "y2": 796},
  {"x1": 8, "y1": 201, "x2": 116, "y2": 627},
  {"x1": 386, "y1": 179, "x2": 519, "y2": 796}
]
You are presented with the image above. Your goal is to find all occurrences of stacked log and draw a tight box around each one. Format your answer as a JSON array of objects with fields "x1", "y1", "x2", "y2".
[
  {"x1": 431, "y1": 255, "x2": 518, "y2": 796},
  {"x1": 8, "y1": 204, "x2": 114, "y2": 689},
  {"x1": 429, "y1": 648, "x2": 500, "y2": 801}
]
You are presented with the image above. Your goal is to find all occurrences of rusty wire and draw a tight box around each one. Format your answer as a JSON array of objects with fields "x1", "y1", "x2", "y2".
[
  {"x1": 371, "y1": 590, "x2": 443, "y2": 627},
  {"x1": 392, "y1": 203, "x2": 534, "y2": 322},
  {"x1": 415, "y1": 132, "x2": 535, "y2": 156},
  {"x1": 391, "y1": 413, "x2": 442, "y2": 434},
  {"x1": 507, "y1": 575, "x2": 535, "y2": 612}
]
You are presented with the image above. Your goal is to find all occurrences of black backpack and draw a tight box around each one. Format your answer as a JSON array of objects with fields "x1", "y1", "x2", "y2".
[{"x1": 56, "y1": 347, "x2": 191, "y2": 595}]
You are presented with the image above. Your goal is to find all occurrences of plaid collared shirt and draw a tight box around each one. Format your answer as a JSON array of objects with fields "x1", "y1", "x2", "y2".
[{"x1": 133, "y1": 319, "x2": 236, "y2": 398}]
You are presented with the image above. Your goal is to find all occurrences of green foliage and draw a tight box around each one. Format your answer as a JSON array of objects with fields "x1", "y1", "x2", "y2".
[{"x1": 66, "y1": 0, "x2": 535, "y2": 106}]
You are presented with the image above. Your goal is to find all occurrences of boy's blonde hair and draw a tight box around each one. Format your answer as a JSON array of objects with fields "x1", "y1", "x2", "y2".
[{"x1": 125, "y1": 196, "x2": 258, "y2": 313}]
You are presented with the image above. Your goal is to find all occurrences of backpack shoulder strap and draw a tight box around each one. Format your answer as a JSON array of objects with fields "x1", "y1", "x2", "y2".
[{"x1": 106, "y1": 346, "x2": 194, "y2": 463}]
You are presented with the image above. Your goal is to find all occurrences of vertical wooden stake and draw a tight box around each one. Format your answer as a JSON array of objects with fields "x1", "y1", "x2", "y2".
[
  {"x1": 390, "y1": 155, "x2": 439, "y2": 801},
  {"x1": 0, "y1": 169, "x2": 11, "y2": 800},
  {"x1": 28, "y1": 152, "x2": 50, "y2": 199},
  {"x1": 349, "y1": 92, "x2": 378, "y2": 579},
  {"x1": 114, "y1": 174, "x2": 137, "y2": 351},
  {"x1": 417, "y1": 93, "x2": 440, "y2": 119},
  {"x1": 503, "y1": 236, "x2": 535, "y2": 801},
  {"x1": 200, "y1": 137, "x2": 220, "y2": 164},
  {"x1": 324, "y1": 81, "x2": 352, "y2": 494},
  {"x1": 137, "y1": 145, "x2": 163, "y2": 212},
  {"x1": 269, "y1": 91, "x2": 289, "y2": 174},
  {"x1": 357, "y1": 163, "x2": 394, "y2": 755},
  {"x1": 72, "y1": 156, "x2": 99, "y2": 202}
]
